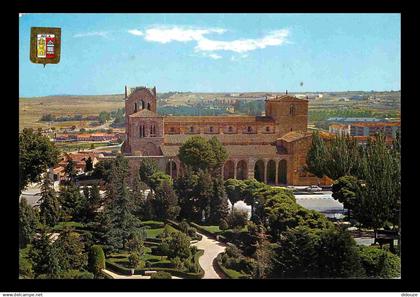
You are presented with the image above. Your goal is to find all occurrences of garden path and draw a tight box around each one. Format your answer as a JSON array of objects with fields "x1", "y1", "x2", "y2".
[{"x1": 192, "y1": 233, "x2": 227, "y2": 279}]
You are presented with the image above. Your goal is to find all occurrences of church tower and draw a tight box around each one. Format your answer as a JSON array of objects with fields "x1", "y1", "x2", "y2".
[{"x1": 265, "y1": 92, "x2": 308, "y2": 136}]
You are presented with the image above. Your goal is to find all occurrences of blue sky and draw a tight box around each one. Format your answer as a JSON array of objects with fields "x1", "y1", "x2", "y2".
[{"x1": 19, "y1": 13, "x2": 400, "y2": 97}]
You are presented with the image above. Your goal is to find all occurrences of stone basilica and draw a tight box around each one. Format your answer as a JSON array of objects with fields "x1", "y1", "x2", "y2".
[{"x1": 121, "y1": 86, "x2": 330, "y2": 186}]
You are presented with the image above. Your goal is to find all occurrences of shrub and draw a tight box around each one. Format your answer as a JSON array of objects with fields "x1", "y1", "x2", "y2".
[
  {"x1": 88, "y1": 245, "x2": 105, "y2": 276},
  {"x1": 358, "y1": 246, "x2": 401, "y2": 278},
  {"x1": 19, "y1": 251, "x2": 33, "y2": 279},
  {"x1": 128, "y1": 253, "x2": 141, "y2": 268},
  {"x1": 179, "y1": 220, "x2": 190, "y2": 234},
  {"x1": 172, "y1": 257, "x2": 184, "y2": 270},
  {"x1": 150, "y1": 271, "x2": 172, "y2": 279},
  {"x1": 219, "y1": 219, "x2": 229, "y2": 231},
  {"x1": 187, "y1": 227, "x2": 198, "y2": 238},
  {"x1": 228, "y1": 209, "x2": 248, "y2": 229},
  {"x1": 59, "y1": 270, "x2": 94, "y2": 279}
]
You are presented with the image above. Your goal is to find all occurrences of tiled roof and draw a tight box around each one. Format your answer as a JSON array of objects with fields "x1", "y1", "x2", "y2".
[
  {"x1": 161, "y1": 144, "x2": 278, "y2": 157},
  {"x1": 164, "y1": 133, "x2": 278, "y2": 145},
  {"x1": 329, "y1": 124, "x2": 349, "y2": 129},
  {"x1": 129, "y1": 109, "x2": 160, "y2": 118},
  {"x1": 278, "y1": 131, "x2": 310, "y2": 142}
]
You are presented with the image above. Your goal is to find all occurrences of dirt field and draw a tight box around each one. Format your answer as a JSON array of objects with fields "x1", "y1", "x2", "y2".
[{"x1": 19, "y1": 94, "x2": 124, "y2": 130}]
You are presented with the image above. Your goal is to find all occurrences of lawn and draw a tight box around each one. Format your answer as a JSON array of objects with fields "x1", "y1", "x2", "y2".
[{"x1": 145, "y1": 224, "x2": 177, "y2": 238}]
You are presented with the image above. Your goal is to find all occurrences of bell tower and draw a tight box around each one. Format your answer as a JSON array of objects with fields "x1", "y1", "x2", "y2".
[{"x1": 265, "y1": 92, "x2": 308, "y2": 136}]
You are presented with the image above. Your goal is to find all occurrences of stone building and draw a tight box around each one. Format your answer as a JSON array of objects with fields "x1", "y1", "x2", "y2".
[{"x1": 119, "y1": 86, "x2": 330, "y2": 186}]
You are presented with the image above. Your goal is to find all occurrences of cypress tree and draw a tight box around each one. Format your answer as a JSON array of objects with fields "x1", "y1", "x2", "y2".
[{"x1": 39, "y1": 176, "x2": 61, "y2": 227}]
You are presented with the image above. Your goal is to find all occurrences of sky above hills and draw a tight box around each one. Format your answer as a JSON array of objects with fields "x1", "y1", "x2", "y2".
[{"x1": 19, "y1": 13, "x2": 400, "y2": 97}]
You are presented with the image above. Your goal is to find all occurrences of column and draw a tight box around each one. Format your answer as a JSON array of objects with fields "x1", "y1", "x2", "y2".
[
  {"x1": 263, "y1": 159, "x2": 268, "y2": 184},
  {"x1": 233, "y1": 159, "x2": 238, "y2": 180},
  {"x1": 275, "y1": 160, "x2": 279, "y2": 185},
  {"x1": 248, "y1": 158, "x2": 255, "y2": 180}
]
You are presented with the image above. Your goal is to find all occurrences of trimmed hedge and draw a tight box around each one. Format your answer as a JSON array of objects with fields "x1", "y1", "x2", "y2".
[
  {"x1": 89, "y1": 245, "x2": 106, "y2": 276},
  {"x1": 105, "y1": 249, "x2": 205, "y2": 279},
  {"x1": 215, "y1": 253, "x2": 250, "y2": 279}
]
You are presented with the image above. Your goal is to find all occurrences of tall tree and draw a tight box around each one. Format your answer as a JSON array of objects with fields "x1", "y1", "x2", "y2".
[
  {"x1": 19, "y1": 198, "x2": 39, "y2": 248},
  {"x1": 174, "y1": 166, "x2": 199, "y2": 221},
  {"x1": 152, "y1": 181, "x2": 180, "y2": 220},
  {"x1": 139, "y1": 158, "x2": 159, "y2": 186},
  {"x1": 29, "y1": 227, "x2": 62, "y2": 278},
  {"x1": 54, "y1": 228, "x2": 88, "y2": 271},
  {"x1": 19, "y1": 128, "x2": 59, "y2": 193},
  {"x1": 195, "y1": 170, "x2": 214, "y2": 222},
  {"x1": 39, "y1": 176, "x2": 61, "y2": 227},
  {"x1": 65, "y1": 159, "x2": 77, "y2": 181},
  {"x1": 209, "y1": 177, "x2": 230, "y2": 224},
  {"x1": 85, "y1": 156, "x2": 93, "y2": 172},
  {"x1": 59, "y1": 182, "x2": 84, "y2": 221}
]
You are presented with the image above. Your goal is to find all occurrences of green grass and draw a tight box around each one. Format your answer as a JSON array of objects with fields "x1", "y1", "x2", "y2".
[
  {"x1": 145, "y1": 224, "x2": 178, "y2": 238},
  {"x1": 55, "y1": 141, "x2": 114, "y2": 152}
]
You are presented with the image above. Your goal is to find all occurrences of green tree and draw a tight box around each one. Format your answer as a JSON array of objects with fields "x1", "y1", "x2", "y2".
[
  {"x1": 103, "y1": 156, "x2": 141, "y2": 251},
  {"x1": 59, "y1": 182, "x2": 84, "y2": 221},
  {"x1": 358, "y1": 245, "x2": 400, "y2": 278},
  {"x1": 332, "y1": 175, "x2": 362, "y2": 219},
  {"x1": 178, "y1": 136, "x2": 217, "y2": 172},
  {"x1": 98, "y1": 111, "x2": 111, "y2": 124},
  {"x1": 316, "y1": 227, "x2": 364, "y2": 278},
  {"x1": 305, "y1": 131, "x2": 327, "y2": 178},
  {"x1": 164, "y1": 232, "x2": 192, "y2": 260},
  {"x1": 19, "y1": 198, "x2": 39, "y2": 248},
  {"x1": 92, "y1": 159, "x2": 114, "y2": 182},
  {"x1": 85, "y1": 156, "x2": 93, "y2": 172},
  {"x1": 39, "y1": 176, "x2": 61, "y2": 227},
  {"x1": 19, "y1": 128, "x2": 59, "y2": 193},
  {"x1": 139, "y1": 158, "x2": 159, "y2": 186},
  {"x1": 209, "y1": 177, "x2": 230, "y2": 225},
  {"x1": 29, "y1": 227, "x2": 62, "y2": 278},
  {"x1": 54, "y1": 228, "x2": 88, "y2": 271},
  {"x1": 152, "y1": 181, "x2": 180, "y2": 220},
  {"x1": 65, "y1": 159, "x2": 77, "y2": 181},
  {"x1": 174, "y1": 166, "x2": 199, "y2": 221},
  {"x1": 88, "y1": 245, "x2": 106, "y2": 277},
  {"x1": 148, "y1": 171, "x2": 173, "y2": 192},
  {"x1": 208, "y1": 136, "x2": 229, "y2": 174},
  {"x1": 83, "y1": 184, "x2": 102, "y2": 222},
  {"x1": 128, "y1": 252, "x2": 141, "y2": 269},
  {"x1": 195, "y1": 170, "x2": 214, "y2": 222}
]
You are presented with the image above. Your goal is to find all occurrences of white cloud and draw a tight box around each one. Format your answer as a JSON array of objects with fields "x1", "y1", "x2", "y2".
[
  {"x1": 195, "y1": 29, "x2": 289, "y2": 53},
  {"x1": 73, "y1": 31, "x2": 110, "y2": 38},
  {"x1": 142, "y1": 26, "x2": 225, "y2": 43},
  {"x1": 127, "y1": 29, "x2": 144, "y2": 36},
  {"x1": 127, "y1": 25, "x2": 290, "y2": 60}
]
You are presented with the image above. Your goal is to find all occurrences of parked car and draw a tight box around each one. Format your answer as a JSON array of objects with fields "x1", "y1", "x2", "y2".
[{"x1": 305, "y1": 185, "x2": 322, "y2": 192}]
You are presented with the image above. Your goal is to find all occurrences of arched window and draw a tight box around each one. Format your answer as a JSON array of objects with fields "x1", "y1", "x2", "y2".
[
  {"x1": 265, "y1": 126, "x2": 270, "y2": 132},
  {"x1": 147, "y1": 103, "x2": 151, "y2": 110},
  {"x1": 139, "y1": 125, "x2": 145, "y2": 138},
  {"x1": 289, "y1": 104, "x2": 295, "y2": 116},
  {"x1": 247, "y1": 126, "x2": 252, "y2": 133},
  {"x1": 134, "y1": 103, "x2": 138, "y2": 113},
  {"x1": 141, "y1": 100, "x2": 145, "y2": 110}
]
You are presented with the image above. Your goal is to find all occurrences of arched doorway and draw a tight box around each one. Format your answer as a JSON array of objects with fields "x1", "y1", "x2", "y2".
[
  {"x1": 223, "y1": 160, "x2": 235, "y2": 180},
  {"x1": 166, "y1": 161, "x2": 177, "y2": 179},
  {"x1": 279, "y1": 159, "x2": 287, "y2": 185},
  {"x1": 236, "y1": 160, "x2": 248, "y2": 180},
  {"x1": 267, "y1": 160, "x2": 276, "y2": 184},
  {"x1": 254, "y1": 160, "x2": 265, "y2": 182}
]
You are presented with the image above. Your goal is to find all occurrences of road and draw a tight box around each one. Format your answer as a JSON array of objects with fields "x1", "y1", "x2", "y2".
[{"x1": 192, "y1": 233, "x2": 227, "y2": 279}]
